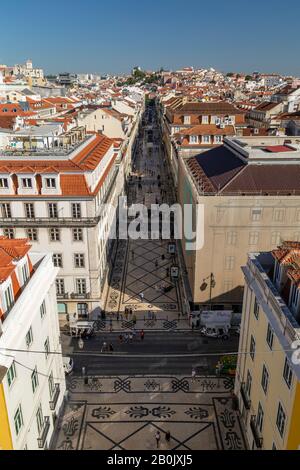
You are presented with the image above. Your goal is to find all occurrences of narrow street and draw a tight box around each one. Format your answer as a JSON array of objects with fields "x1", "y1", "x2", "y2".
[{"x1": 53, "y1": 104, "x2": 245, "y2": 451}]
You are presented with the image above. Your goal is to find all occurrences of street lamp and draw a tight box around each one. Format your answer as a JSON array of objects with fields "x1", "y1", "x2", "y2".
[{"x1": 200, "y1": 273, "x2": 216, "y2": 310}]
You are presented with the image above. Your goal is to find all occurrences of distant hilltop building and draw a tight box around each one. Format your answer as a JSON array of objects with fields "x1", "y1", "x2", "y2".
[{"x1": 13, "y1": 59, "x2": 44, "y2": 81}]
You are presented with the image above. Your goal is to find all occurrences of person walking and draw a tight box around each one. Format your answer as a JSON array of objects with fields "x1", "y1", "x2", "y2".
[
  {"x1": 155, "y1": 431, "x2": 161, "y2": 448},
  {"x1": 165, "y1": 430, "x2": 171, "y2": 443},
  {"x1": 109, "y1": 343, "x2": 114, "y2": 352},
  {"x1": 191, "y1": 367, "x2": 197, "y2": 383},
  {"x1": 140, "y1": 330, "x2": 145, "y2": 341},
  {"x1": 131, "y1": 250, "x2": 134, "y2": 260},
  {"x1": 139, "y1": 292, "x2": 144, "y2": 302},
  {"x1": 155, "y1": 260, "x2": 158, "y2": 269}
]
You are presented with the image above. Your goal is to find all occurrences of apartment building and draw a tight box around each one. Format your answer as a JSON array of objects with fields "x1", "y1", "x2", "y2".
[
  {"x1": 158, "y1": 98, "x2": 245, "y2": 185},
  {"x1": 235, "y1": 242, "x2": 300, "y2": 450},
  {"x1": 0, "y1": 127, "x2": 124, "y2": 321},
  {"x1": 177, "y1": 136, "x2": 300, "y2": 311},
  {"x1": 0, "y1": 237, "x2": 66, "y2": 450}
]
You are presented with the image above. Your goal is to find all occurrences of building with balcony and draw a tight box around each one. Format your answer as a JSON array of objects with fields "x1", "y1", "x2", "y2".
[
  {"x1": 157, "y1": 97, "x2": 245, "y2": 185},
  {"x1": 235, "y1": 242, "x2": 300, "y2": 450},
  {"x1": 0, "y1": 237, "x2": 66, "y2": 450},
  {"x1": 0, "y1": 128, "x2": 125, "y2": 321},
  {"x1": 177, "y1": 136, "x2": 300, "y2": 311}
]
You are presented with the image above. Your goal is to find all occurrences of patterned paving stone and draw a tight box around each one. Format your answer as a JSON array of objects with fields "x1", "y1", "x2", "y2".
[{"x1": 52, "y1": 376, "x2": 247, "y2": 451}]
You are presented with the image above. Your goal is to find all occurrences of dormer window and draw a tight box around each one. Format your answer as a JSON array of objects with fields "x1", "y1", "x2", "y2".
[
  {"x1": 184, "y1": 116, "x2": 191, "y2": 125},
  {"x1": 0, "y1": 178, "x2": 9, "y2": 189},
  {"x1": 4, "y1": 285, "x2": 14, "y2": 312},
  {"x1": 46, "y1": 178, "x2": 56, "y2": 189},
  {"x1": 21, "y1": 178, "x2": 32, "y2": 189},
  {"x1": 202, "y1": 116, "x2": 209, "y2": 124}
]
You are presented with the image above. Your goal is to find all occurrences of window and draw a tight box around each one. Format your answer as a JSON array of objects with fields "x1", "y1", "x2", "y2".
[
  {"x1": 45, "y1": 178, "x2": 56, "y2": 189},
  {"x1": 289, "y1": 284, "x2": 299, "y2": 309},
  {"x1": 48, "y1": 203, "x2": 58, "y2": 219},
  {"x1": 36, "y1": 404, "x2": 44, "y2": 435},
  {"x1": 40, "y1": 300, "x2": 46, "y2": 319},
  {"x1": 71, "y1": 203, "x2": 81, "y2": 219},
  {"x1": 225, "y1": 256, "x2": 235, "y2": 271},
  {"x1": 4, "y1": 285, "x2": 14, "y2": 311},
  {"x1": 202, "y1": 115, "x2": 209, "y2": 124},
  {"x1": 21, "y1": 263, "x2": 29, "y2": 284},
  {"x1": 7, "y1": 362, "x2": 16, "y2": 387},
  {"x1": 224, "y1": 280, "x2": 233, "y2": 292},
  {"x1": 273, "y1": 209, "x2": 285, "y2": 222},
  {"x1": 25, "y1": 326, "x2": 33, "y2": 348},
  {"x1": 202, "y1": 135, "x2": 210, "y2": 143},
  {"x1": 53, "y1": 254, "x2": 63, "y2": 268},
  {"x1": 31, "y1": 366, "x2": 39, "y2": 393},
  {"x1": 56, "y1": 279, "x2": 65, "y2": 296},
  {"x1": 251, "y1": 208, "x2": 262, "y2": 221},
  {"x1": 50, "y1": 228, "x2": 60, "y2": 242},
  {"x1": 271, "y1": 232, "x2": 281, "y2": 246},
  {"x1": 78, "y1": 303, "x2": 88, "y2": 318},
  {"x1": 44, "y1": 337, "x2": 50, "y2": 359},
  {"x1": 0, "y1": 178, "x2": 9, "y2": 189},
  {"x1": 276, "y1": 403, "x2": 286, "y2": 437},
  {"x1": 189, "y1": 135, "x2": 198, "y2": 144},
  {"x1": 266, "y1": 324, "x2": 274, "y2": 349},
  {"x1": 257, "y1": 402, "x2": 264, "y2": 433},
  {"x1": 254, "y1": 298, "x2": 259, "y2": 319},
  {"x1": 214, "y1": 135, "x2": 222, "y2": 144},
  {"x1": 14, "y1": 405, "x2": 24, "y2": 436},
  {"x1": 74, "y1": 253, "x2": 85, "y2": 268},
  {"x1": 26, "y1": 228, "x2": 38, "y2": 241},
  {"x1": 249, "y1": 231, "x2": 259, "y2": 245},
  {"x1": 250, "y1": 335, "x2": 255, "y2": 360},
  {"x1": 73, "y1": 228, "x2": 83, "y2": 242},
  {"x1": 21, "y1": 178, "x2": 32, "y2": 189},
  {"x1": 261, "y1": 365, "x2": 269, "y2": 394},
  {"x1": 245, "y1": 370, "x2": 252, "y2": 397},
  {"x1": 3, "y1": 228, "x2": 15, "y2": 239},
  {"x1": 76, "y1": 279, "x2": 87, "y2": 295},
  {"x1": 24, "y1": 203, "x2": 35, "y2": 219},
  {"x1": 184, "y1": 115, "x2": 191, "y2": 125},
  {"x1": 0, "y1": 203, "x2": 11, "y2": 218},
  {"x1": 226, "y1": 231, "x2": 237, "y2": 246},
  {"x1": 283, "y1": 358, "x2": 293, "y2": 388},
  {"x1": 48, "y1": 372, "x2": 55, "y2": 398}
]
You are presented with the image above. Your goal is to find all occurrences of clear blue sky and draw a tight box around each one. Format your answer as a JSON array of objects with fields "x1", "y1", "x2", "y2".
[{"x1": 1, "y1": 0, "x2": 300, "y2": 75}]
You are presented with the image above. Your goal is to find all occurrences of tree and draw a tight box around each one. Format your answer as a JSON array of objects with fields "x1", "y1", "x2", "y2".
[{"x1": 245, "y1": 75, "x2": 252, "y2": 81}]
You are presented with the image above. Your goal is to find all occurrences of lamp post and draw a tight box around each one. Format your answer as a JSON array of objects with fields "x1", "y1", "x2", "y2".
[{"x1": 200, "y1": 273, "x2": 216, "y2": 310}]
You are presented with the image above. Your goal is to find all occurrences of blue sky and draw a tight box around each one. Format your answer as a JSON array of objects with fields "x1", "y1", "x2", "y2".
[{"x1": 1, "y1": 0, "x2": 300, "y2": 75}]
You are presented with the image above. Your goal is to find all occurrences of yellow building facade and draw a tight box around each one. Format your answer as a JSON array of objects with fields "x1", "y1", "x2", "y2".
[
  {"x1": 0, "y1": 383, "x2": 13, "y2": 450},
  {"x1": 235, "y1": 244, "x2": 300, "y2": 450}
]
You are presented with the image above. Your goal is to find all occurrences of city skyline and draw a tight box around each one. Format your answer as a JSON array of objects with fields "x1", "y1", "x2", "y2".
[{"x1": 1, "y1": 0, "x2": 300, "y2": 76}]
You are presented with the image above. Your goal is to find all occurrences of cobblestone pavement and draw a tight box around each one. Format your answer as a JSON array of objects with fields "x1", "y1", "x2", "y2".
[
  {"x1": 105, "y1": 120, "x2": 185, "y2": 323},
  {"x1": 52, "y1": 375, "x2": 247, "y2": 451}
]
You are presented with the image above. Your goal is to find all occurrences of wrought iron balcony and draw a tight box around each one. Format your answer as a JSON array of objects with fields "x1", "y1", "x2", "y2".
[
  {"x1": 49, "y1": 384, "x2": 60, "y2": 411},
  {"x1": 70, "y1": 292, "x2": 90, "y2": 300},
  {"x1": 240, "y1": 382, "x2": 251, "y2": 410},
  {"x1": 0, "y1": 216, "x2": 100, "y2": 228},
  {"x1": 37, "y1": 416, "x2": 50, "y2": 449},
  {"x1": 250, "y1": 415, "x2": 263, "y2": 449}
]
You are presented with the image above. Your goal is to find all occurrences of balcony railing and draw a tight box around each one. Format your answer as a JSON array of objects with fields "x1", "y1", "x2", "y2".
[
  {"x1": 37, "y1": 416, "x2": 50, "y2": 449},
  {"x1": 250, "y1": 415, "x2": 263, "y2": 449},
  {"x1": 70, "y1": 292, "x2": 90, "y2": 300},
  {"x1": 240, "y1": 383, "x2": 251, "y2": 410},
  {"x1": 0, "y1": 217, "x2": 100, "y2": 228},
  {"x1": 49, "y1": 384, "x2": 60, "y2": 411}
]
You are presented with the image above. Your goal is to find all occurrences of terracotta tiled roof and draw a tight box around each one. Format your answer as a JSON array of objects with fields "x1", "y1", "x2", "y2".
[
  {"x1": 179, "y1": 125, "x2": 235, "y2": 136},
  {"x1": 60, "y1": 174, "x2": 90, "y2": 196}
]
